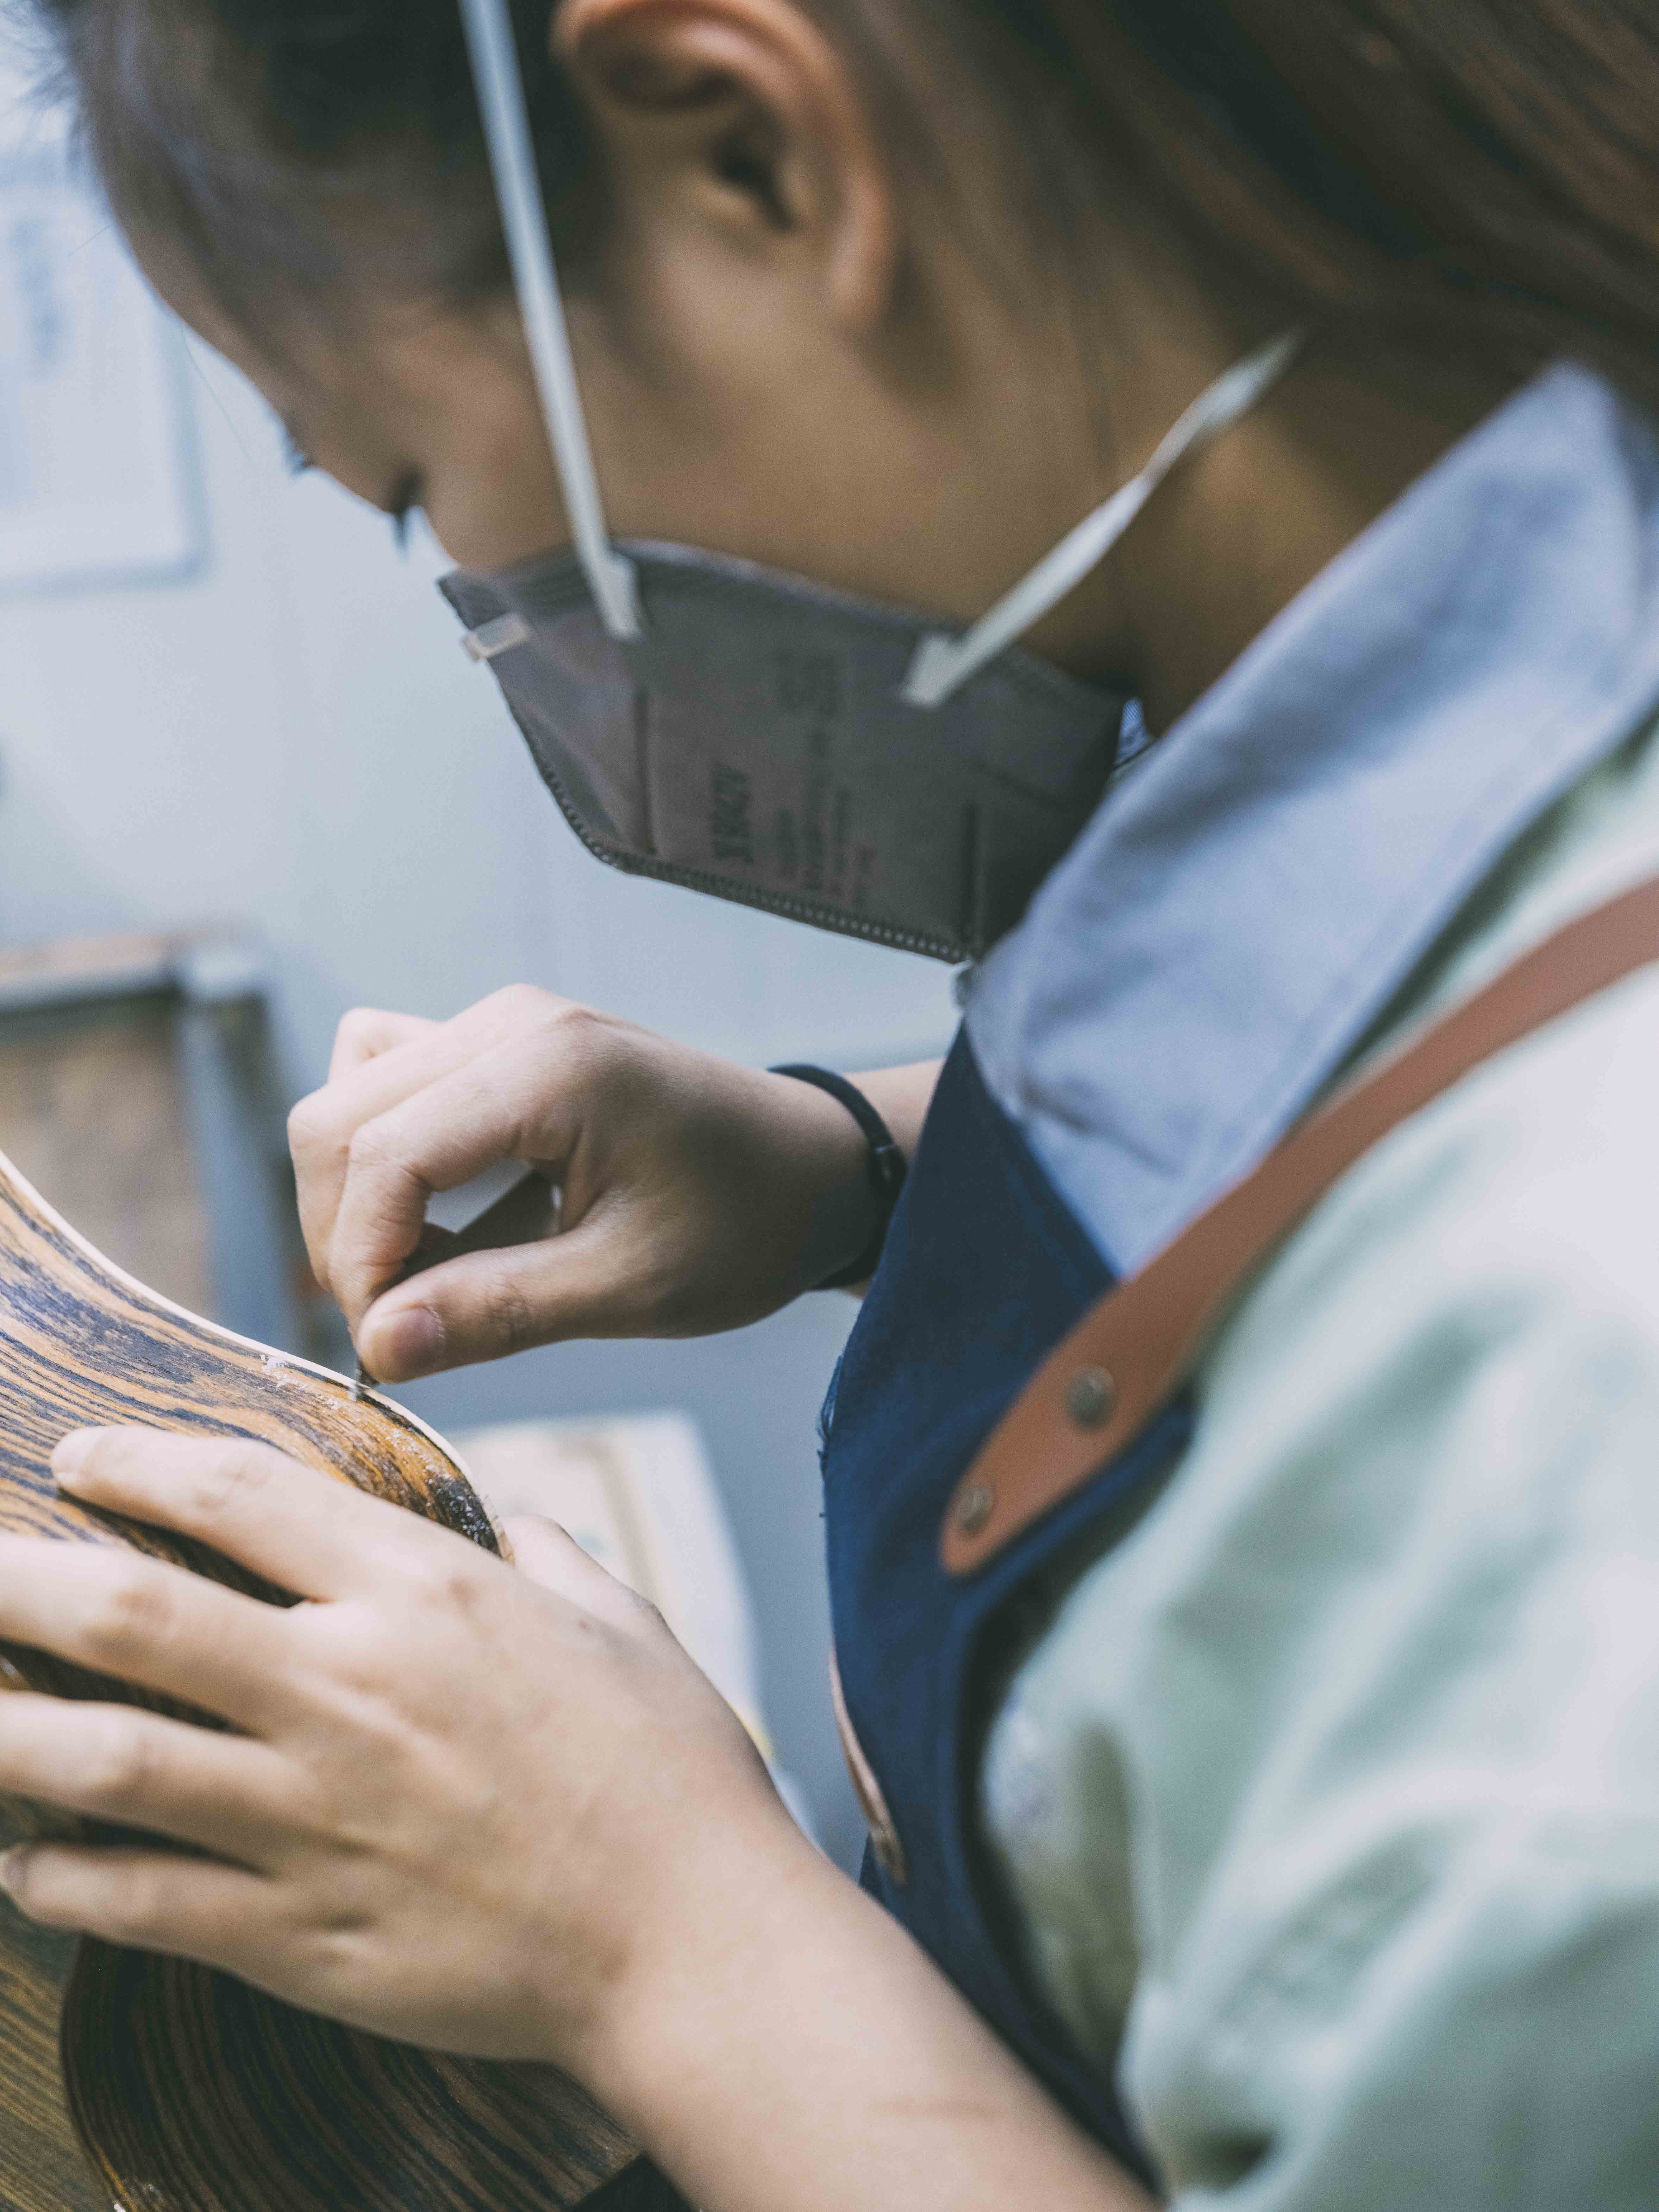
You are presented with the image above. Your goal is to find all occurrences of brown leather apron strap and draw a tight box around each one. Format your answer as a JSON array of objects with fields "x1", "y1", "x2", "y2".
[{"x1": 942, "y1": 871, "x2": 1659, "y2": 1575}]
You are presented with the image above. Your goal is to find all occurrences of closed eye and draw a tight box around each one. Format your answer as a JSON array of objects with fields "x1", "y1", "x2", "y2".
[{"x1": 386, "y1": 469, "x2": 423, "y2": 551}]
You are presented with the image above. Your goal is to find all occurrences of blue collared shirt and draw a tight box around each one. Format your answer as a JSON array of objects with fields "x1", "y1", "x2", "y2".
[
  {"x1": 971, "y1": 362, "x2": 1659, "y2": 2204},
  {"x1": 967, "y1": 361, "x2": 1659, "y2": 1271}
]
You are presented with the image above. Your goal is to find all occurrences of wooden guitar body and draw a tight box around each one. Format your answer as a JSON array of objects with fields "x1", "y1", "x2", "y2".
[{"x1": 0, "y1": 1146, "x2": 657, "y2": 2212}]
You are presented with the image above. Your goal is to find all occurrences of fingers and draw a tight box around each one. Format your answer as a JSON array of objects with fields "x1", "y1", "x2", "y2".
[
  {"x1": 328, "y1": 1006, "x2": 438, "y2": 1085},
  {"x1": 0, "y1": 1516, "x2": 294, "y2": 1732},
  {"x1": 293, "y1": 1018, "x2": 495, "y2": 1294},
  {"x1": 0, "y1": 1692, "x2": 293, "y2": 1864},
  {"x1": 51, "y1": 1429, "x2": 454, "y2": 1607},
  {"x1": 0, "y1": 1836, "x2": 275, "y2": 1968},
  {"x1": 499, "y1": 1514, "x2": 651, "y2": 1629},
  {"x1": 291, "y1": 987, "x2": 591, "y2": 1318},
  {"x1": 356, "y1": 1212, "x2": 651, "y2": 1379},
  {"x1": 326, "y1": 1037, "x2": 585, "y2": 1330}
]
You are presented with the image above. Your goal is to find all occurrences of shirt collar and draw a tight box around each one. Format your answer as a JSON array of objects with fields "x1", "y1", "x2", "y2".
[{"x1": 966, "y1": 361, "x2": 1659, "y2": 1274}]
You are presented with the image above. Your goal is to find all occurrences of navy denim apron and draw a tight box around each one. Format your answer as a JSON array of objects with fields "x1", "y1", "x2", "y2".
[{"x1": 820, "y1": 1029, "x2": 1192, "y2": 2187}]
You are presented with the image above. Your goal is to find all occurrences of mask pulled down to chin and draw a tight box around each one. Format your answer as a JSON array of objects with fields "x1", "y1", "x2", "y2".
[{"x1": 440, "y1": 539, "x2": 1126, "y2": 966}]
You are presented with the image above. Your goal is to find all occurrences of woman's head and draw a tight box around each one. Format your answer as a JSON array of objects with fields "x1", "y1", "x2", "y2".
[
  {"x1": 36, "y1": 0, "x2": 1659, "y2": 361},
  {"x1": 25, "y1": 0, "x2": 1659, "y2": 704}
]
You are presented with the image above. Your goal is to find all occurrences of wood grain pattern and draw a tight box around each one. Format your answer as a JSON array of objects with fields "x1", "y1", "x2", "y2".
[
  {"x1": 0, "y1": 1145, "x2": 645, "y2": 2212},
  {"x1": 62, "y1": 1944, "x2": 636, "y2": 2212},
  {"x1": 0, "y1": 1845, "x2": 101, "y2": 2212}
]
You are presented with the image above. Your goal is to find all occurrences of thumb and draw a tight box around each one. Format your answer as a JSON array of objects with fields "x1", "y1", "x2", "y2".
[
  {"x1": 499, "y1": 1514, "x2": 654, "y2": 1628},
  {"x1": 356, "y1": 1219, "x2": 651, "y2": 1380}
]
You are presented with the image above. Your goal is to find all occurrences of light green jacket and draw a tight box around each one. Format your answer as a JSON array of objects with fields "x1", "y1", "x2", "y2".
[{"x1": 982, "y1": 717, "x2": 1659, "y2": 2204}]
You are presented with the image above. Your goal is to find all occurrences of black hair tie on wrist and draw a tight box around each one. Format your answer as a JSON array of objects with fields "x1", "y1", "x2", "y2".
[{"x1": 770, "y1": 1064, "x2": 908, "y2": 1290}]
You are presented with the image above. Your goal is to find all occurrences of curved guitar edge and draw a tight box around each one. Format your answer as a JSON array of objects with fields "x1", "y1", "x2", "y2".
[{"x1": 0, "y1": 1141, "x2": 507, "y2": 1557}]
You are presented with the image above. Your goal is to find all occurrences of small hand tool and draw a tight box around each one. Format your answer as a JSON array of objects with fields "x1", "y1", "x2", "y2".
[{"x1": 349, "y1": 1169, "x2": 559, "y2": 1397}]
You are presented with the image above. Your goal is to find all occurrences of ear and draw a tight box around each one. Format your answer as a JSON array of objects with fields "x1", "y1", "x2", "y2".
[{"x1": 552, "y1": 0, "x2": 899, "y2": 332}]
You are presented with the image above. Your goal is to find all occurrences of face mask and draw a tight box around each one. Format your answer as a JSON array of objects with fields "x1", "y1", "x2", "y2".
[{"x1": 450, "y1": 0, "x2": 1301, "y2": 963}]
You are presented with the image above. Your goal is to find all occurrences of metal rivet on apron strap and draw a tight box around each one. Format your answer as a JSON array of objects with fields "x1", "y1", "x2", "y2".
[
  {"x1": 954, "y1": 1480, "x2": 996, "y2": 1537},
  {"x1": 1066, "y1": 1365, "x2": 1117, "y2": 1429}
]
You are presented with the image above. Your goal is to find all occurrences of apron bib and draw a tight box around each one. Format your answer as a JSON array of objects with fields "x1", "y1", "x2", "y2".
[
  {"x1": 822, "y1": 870, "x2": 1659, "y2": 2189},
  {"x1": 820, "y1": 1030, "x2": 1188, "y2": 2182}
]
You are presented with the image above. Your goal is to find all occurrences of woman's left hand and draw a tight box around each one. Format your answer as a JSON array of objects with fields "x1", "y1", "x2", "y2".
[{"x1": 0, "y1": 1425, "x2": 796, "y2": 2072}]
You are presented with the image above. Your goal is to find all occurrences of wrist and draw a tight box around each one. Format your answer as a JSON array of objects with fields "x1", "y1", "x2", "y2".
[
  {"x1": 558, "y1": 1800, "x2": 1146, "y2": 2212},
  {"x1": 761, "y1": 1069, "x2": 884, "y2": 1290},
  {"x1": 769, "y1": 1065, "x2": 907, "y2": 1289},
  {"x1": 569, "y1": 1793, "x2": 829, "y2": 2127}
]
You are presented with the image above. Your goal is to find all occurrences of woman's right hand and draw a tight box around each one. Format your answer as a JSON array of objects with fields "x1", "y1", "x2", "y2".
[{"x1": 287, "y1": 988, "x2": 892, "y2": 1382}]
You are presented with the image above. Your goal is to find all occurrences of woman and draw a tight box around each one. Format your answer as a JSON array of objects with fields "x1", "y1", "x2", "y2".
[{"x1": 5, "y1": 0, "x2": 1659, "y2": 2202}]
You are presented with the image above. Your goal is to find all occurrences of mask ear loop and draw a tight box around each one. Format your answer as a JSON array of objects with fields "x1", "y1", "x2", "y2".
[
  {"x1": 459, "y1": 0, "x2": 643, "y2": 641},
  {"x1": 902, "y1": 328, "x2": 1305, "y2": 710}
]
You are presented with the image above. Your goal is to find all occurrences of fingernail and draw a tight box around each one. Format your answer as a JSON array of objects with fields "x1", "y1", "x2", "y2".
[
  {"x1": 50, "y1": 1430, "x2": 101, "y2": 1486},
  {"x1": 372, "y1": 1305, "x2": 444, "y2": 1380}
]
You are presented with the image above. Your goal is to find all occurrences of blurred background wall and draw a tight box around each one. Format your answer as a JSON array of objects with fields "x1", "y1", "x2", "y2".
[{"x1": 0, "y1": 37, "x2": 955, "y2": 1868}]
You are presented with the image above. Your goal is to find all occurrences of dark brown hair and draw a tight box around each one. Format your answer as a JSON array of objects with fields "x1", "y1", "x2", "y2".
[{"x1": 24, "y1": 0, "x2": 1659, "y2": 398}]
